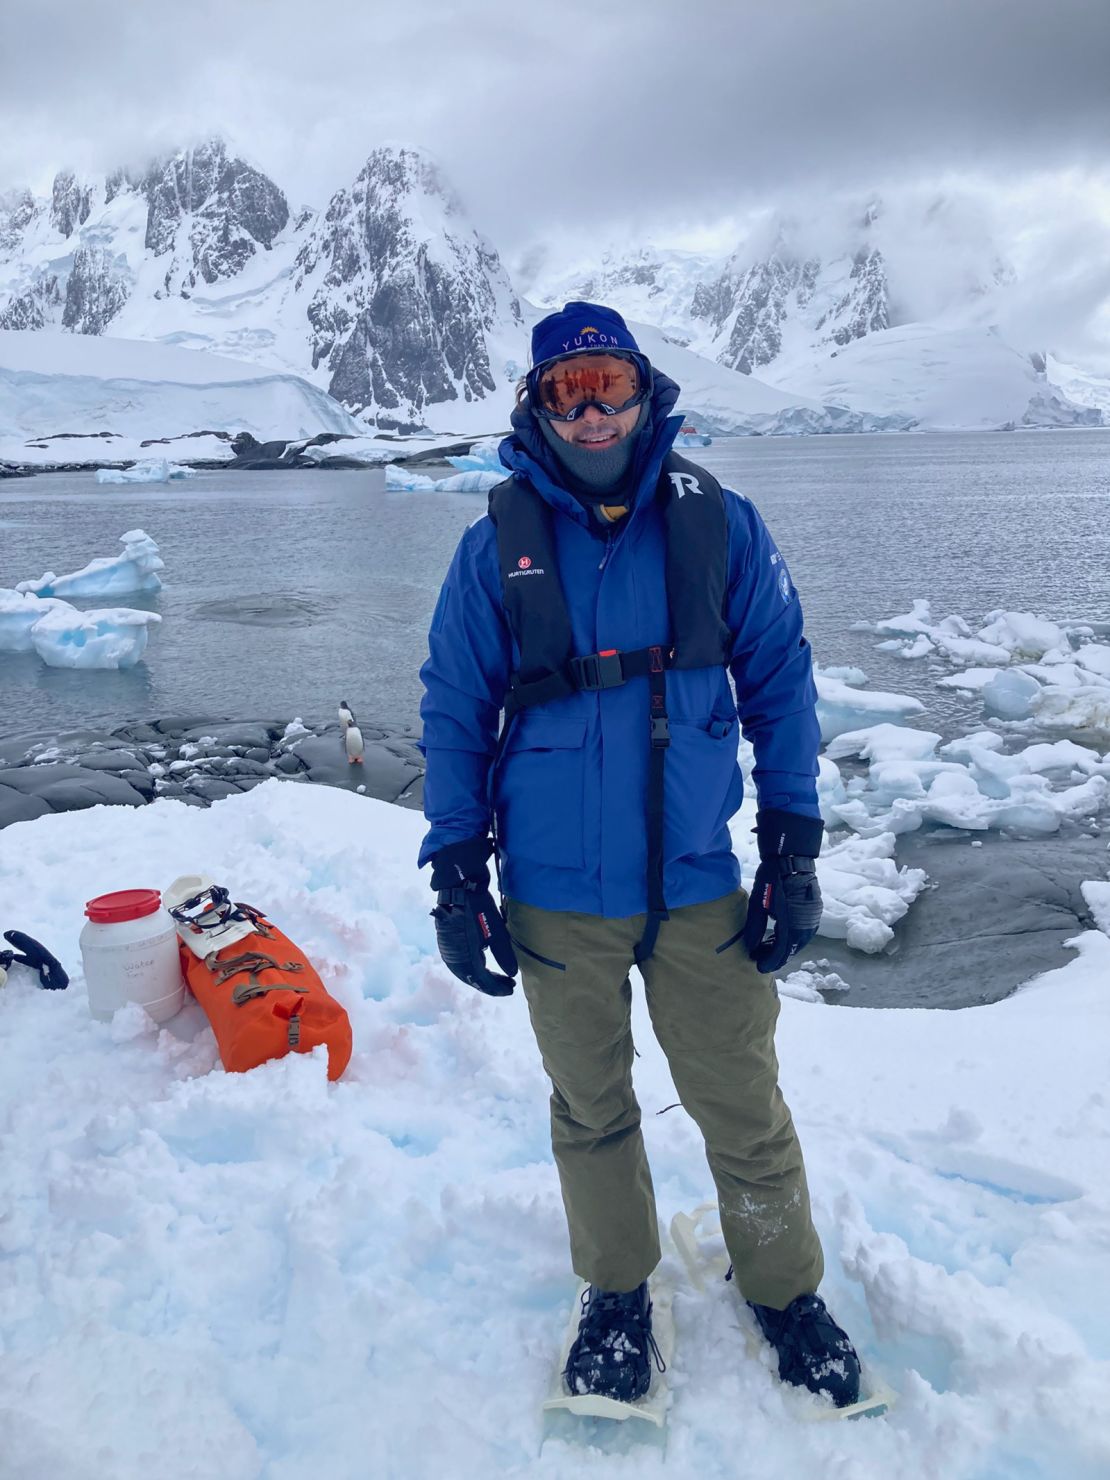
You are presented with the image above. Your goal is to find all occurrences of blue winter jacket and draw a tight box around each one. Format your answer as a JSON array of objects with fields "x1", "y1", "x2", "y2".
[{"x1": 417, "y1": 371, "x2": 821, "y2": 916}]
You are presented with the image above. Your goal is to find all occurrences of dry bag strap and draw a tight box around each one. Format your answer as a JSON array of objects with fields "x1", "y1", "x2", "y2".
[{"x1": 207, "y1": 951, "x2": 308, "y2": 1006}]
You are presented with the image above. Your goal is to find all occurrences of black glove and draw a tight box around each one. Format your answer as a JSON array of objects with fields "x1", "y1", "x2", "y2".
[
  {"x1": 741, "y1": 810, "x2": 824, "y2": 975},
  {"x1": 429, "y1": 837, "x2": 517, "y2": 998},
  {"x1": 0, "y1": 930, "x2": 69, "y2": 990}
]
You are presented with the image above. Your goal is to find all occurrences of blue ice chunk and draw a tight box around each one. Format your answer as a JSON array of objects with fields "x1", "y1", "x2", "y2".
[
  {"x1": 29, "y1": 604, "x2": 162, "y2": 670},
  {"x1": 16, "y1": 529, "x2": 165, "y2": 599}
]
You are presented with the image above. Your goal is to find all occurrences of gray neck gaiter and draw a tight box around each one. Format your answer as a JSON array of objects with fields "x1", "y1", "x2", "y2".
[{"x1": 538, "y1": 401, "x2": 650, "y2": 500}]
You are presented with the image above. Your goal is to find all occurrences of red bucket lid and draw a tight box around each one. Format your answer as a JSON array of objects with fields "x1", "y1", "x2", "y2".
[{"x1": 85, "y1": 888, "x2": 162, "y2": 924}]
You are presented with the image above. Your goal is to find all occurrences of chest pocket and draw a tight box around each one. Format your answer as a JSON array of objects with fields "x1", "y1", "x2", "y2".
[{"x1": 495, "y1": 715, "x2": 587, "y2": 869}]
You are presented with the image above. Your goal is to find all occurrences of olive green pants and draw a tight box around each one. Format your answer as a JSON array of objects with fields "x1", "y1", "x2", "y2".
[{"x1": 505, "y1": 890, "x2": 824, "y2": 1310}]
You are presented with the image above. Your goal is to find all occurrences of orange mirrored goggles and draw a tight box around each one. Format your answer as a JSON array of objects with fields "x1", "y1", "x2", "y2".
[{"x1": 529, "y1": 350, "x2": 652, "y2": 422}]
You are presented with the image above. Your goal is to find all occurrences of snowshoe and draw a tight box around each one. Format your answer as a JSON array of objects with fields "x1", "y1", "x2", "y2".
[
  {"x1": 670, "y1": 1202, "x2": 895, "y2": 1421},
  {"x1": 543, "y1": 1277, "x2": 674, "y2": 1427},
  {"x1": 749, "y1": 1292, "x2": 861, "y2": 1408}
]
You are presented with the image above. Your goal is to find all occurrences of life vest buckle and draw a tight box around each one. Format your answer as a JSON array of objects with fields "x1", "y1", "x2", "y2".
[{"x1": 571, "y1": 648, "x2": 625, "y2": 691}]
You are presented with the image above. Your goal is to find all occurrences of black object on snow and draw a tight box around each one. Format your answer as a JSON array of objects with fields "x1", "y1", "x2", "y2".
[{"x1": 1, "y1": 930, "x2": 69, "y2": 990}]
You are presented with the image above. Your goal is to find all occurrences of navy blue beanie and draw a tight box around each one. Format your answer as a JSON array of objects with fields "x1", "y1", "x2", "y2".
[{"x1": 531, "y1": 300, "x2": 641, "y2": 369}]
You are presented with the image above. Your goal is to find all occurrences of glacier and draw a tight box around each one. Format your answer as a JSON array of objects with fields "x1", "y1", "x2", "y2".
[
  {"x1": 0, "y1": 330, "x2": 363, "y2": 468},
  {"x1": 17, "y1": 528, "x2": 164, "y2": 598}
]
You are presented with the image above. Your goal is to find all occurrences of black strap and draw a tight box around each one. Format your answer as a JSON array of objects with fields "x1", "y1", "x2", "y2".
[{"x1": 635, "y1": 645, "x2": 670, "y2": 965}]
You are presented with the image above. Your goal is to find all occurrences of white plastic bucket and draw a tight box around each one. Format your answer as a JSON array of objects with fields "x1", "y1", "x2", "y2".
[{"x1": 80, "y1": 888, "x2": 187, "y2": 1024}]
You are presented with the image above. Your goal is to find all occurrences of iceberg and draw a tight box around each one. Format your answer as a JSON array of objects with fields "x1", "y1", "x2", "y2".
[
  {"x1": 445, "y1": 437, "x2": 504, "y2": 473},
  {"x1": 94, "y1": 459, "x2": 195, "y2": 485},
  {"x1": 981, "y1": 669, "x2": 1042, "y2": 720},
  {"x1": 28, "y1": 603, "x2": 161, "y2": 670},
  {"x1": 16, "y1": 529, "x2": 164, "y2": 598},
  {"x1": 385, "y1": 465, "x2": 503, "y2": 494},
  {"x1": 0, "y1": 589, "x2": 69, "y2": 653},
  {"x1": 814, "y1": 669, "x2": 926, "y2": 742}
]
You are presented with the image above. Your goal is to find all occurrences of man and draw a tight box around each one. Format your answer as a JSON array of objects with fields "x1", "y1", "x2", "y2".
[{"x1": 418, "y1": 302, "x2": 861, "y2": 1408}]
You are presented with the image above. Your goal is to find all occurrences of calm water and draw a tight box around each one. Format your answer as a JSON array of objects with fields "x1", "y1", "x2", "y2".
[{"x1": 2, "y1": 430, "x2": 1108, "y2": 742}]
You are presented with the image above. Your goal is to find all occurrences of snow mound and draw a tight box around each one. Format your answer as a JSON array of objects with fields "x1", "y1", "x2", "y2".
[
  {"x1": 28, "y1": 602, "x2": 161, "y2": 670},
  {"x1": 17, "y1": 528, "x2": 164, "y2": 598},
  {"x1": 94, "y1": 458, "x2": 195, "y2": 485},
  {"x1": 0, "y1": 781, "x2": 1107, "y2": 1480}
]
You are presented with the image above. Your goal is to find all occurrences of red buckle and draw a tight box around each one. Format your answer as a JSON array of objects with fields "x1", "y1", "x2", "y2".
[{"x1": 649, "y1": 645, "x2": 664, "y2": 673}]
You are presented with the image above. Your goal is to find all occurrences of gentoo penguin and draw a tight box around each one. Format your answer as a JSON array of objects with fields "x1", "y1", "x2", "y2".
[
  {"x1": 338, "y1": 701, "x2": 356, "y2": 736},
  {"x1": 345, "y1": 723, "x2": 365, "y2": 765}
]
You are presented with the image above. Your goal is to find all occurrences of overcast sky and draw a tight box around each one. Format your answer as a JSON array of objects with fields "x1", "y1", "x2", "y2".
[{"x1": 2, "y1": 0, "x2": 1109, "y2": 261}]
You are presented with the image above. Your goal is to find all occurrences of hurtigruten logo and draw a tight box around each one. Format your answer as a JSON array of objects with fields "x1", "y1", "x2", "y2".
[{"x1": 508, "y1": 555, "x2": 545, "y2": 579}]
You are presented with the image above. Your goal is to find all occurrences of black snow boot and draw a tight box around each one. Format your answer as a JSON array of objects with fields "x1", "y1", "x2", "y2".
[
  {"x1": 564, "y1": 1282, "x2": 663, "y2": 1403},
  {"x1": 749, "y1": 1293, "x2": 862, "y2": 1407}
]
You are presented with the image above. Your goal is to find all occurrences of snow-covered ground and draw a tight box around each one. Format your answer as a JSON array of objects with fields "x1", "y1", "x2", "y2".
[
  {"x1": 1, "y1": 781, "x2": 1107, "y2": 1480},
  {"x1": 0, "y1": 330, "x2": 362, "y2": 464}
]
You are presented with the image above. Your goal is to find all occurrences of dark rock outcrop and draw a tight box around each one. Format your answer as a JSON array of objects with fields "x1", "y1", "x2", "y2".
[
  {"x1": 0, "y1": 716, "x2": 424, "y2": 831},
  {"x1": 295, "y1": 146, "x2": 521, "y2": 428}
]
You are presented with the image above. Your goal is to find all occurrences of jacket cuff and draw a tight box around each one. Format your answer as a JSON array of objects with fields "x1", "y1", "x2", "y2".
[
  {"x1": 754, "y1": 808, "x2": 824, "y2": 860},
  {"x1": 428, "y1": 835, "x2": 494, "y2": 890}
]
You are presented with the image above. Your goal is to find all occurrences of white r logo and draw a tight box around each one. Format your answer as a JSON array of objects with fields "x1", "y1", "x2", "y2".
[{"x1": 669, "y1": 471, "x2": 703, "y2": 499}]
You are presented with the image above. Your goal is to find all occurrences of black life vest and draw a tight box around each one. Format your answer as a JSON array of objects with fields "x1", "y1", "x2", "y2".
[{"x1": 487, "y1": 450, "x2": 732, "y2": 962}]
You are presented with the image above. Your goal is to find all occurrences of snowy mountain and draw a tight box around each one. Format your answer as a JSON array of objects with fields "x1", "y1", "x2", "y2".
[
  {"x1": 290, "y1": 147, "x2": 525, "y2": 429},
  {"x1": 0, "y1": 142, "x2": 526, "y2": 434},
  {"x1": 525, "y1": 196, "x2": 1110, "y2": 430}
]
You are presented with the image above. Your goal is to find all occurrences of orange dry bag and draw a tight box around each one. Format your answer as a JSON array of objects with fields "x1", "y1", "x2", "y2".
[{"x1": 164, "y1": 876, "x2": 352, "y2": 1080}]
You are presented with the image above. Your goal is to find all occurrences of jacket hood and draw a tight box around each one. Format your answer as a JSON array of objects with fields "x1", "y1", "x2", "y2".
[{"x1": 497, "y1": 369, "x2": 684, "y2": 528}]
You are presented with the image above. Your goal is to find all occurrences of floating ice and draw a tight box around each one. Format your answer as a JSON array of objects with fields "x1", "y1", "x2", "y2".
[
  {"x1": 385, "y1": 464, "x2": 503, "y2": 493},
  {"x1": 981, "y1": 668, "x2": 1042, "y2": 720},
  {"x1": 16, "y1": 529, "x2": 164, "y2": 598},
  {"x1": 29, "y1": 603, "x2": 161, "y2": 669},
  {"x1": 862, "y1": 602, "x2": 1110, "y2": 736},
  {"x1": 385, "y1": 467, "x2": 436, "y2": 492},
  {"x1": 814, "y1": 668, "x2": 926, "y2": 742},
  {"x1": 0, "y1": 589, "x2": 69, "y2": 653},
  {"x1": 445, "y1": 437, "x2": 504, "y2": 473},
  {"x1": 822, "y1": 723, "x2": 1109, "y2": 837},
  {"x1": 94, "y1": 459, "x2": 196, "y2": 485}
]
